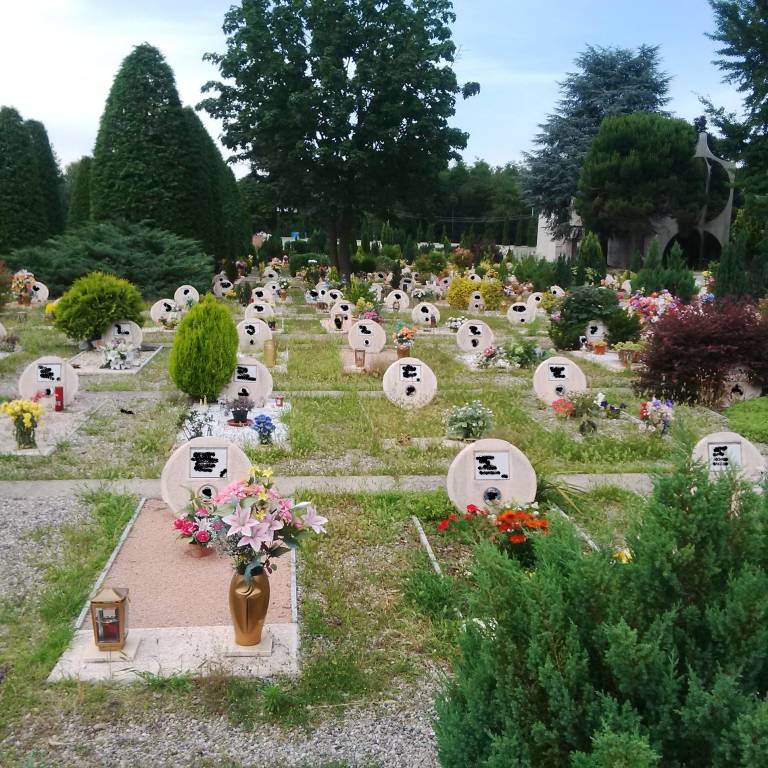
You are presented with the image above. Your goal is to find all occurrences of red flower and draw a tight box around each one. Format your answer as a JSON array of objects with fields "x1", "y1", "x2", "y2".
[
  {"x1": 509, "y1": 534, "x2": 527, "y2": 545},
  {"x1": 195, "y1": 530, "x2": 211, "y2": 543},
  {"x1": 437, "y1": 519, "x2": 451, "y2": 532}
]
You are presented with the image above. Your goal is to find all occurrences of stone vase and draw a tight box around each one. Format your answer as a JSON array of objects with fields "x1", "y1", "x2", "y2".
[{"x1": 229, "y1": 570, "x2": 270, "y2": 646}]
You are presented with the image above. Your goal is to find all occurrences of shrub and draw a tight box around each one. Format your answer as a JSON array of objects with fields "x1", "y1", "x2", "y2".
[
  {"x1": 451, "y1": 248, "x2": 474, "y2": 270},
  {"x1": 351, "y1": 248, "x2": 377, "y2": 274},
  {"x1": 288, "y1": 252, "x2": 330, "y2": 276},
  {"x1": 169, "y1": 295, "x2": 237, "y2": 400},
  {"x1": 605, "y1": 307, "x2": 641, "y2": 346},
  {"x1": 508, "y1": 254, "x2": 555, "y2": 291},
  {"x1": 573, "y1": 231, "x2": 606, "y2": 285},
  {"x1": 343, "y1": 275, "x2": 376, "y2": 305},
  {"x1": 443, "y1": 400, "x2": 494, "y2": 440},
  {"x1": 479, "y1": 280, "x2": 503, "y2": 311},
  {"x1": 0, "y1": 260, "x2": 10, "y2": 311},
  {"x1": 447, "y1": 275, "x2": 474, "y2": 309},
  {"x1": 636, "y1": 301, "x2": 768, "y2": 406},
  {"x1": 549, "y1": 286, "x2": 619, "y2": 350},
  {"x1": 663, "y1": 242, "x2": 697, "y2": 303},
  {"x1": 436, "y1": 463, "x2": 768, "y2": 767},
  {"x1": 54, "y1": 272, "x2": 144, "y2": 341},
  {"x1": 5, "y1": 221, "x2": 214, "y2": 297}
]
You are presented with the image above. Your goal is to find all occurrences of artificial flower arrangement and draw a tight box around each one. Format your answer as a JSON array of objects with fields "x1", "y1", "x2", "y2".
[
  {"x1": 551, "y1": 397, "x2": 575, "y2": 419},
  {"x1": 594, "y1": 391, "x2": 626, "y2": 420},
  {"x1": 361, "y1": 308, "x2": 384, "y2": 325},
  {"x1": 159, "y1": 311, "x2": 181, "y2": 330},
  {"x1": 11, "y1": 270, "x2": 35, "y2": 304},
  {"x1": 446, "y1": 316, "x2": 468, "y2": 332},
  {"x1": 628, "y1": 289, "x2": 679, "y2": 325},
  {"x1": 412, "y1": 286, "x2": 438, "y2": 301},
  {"x1": 437, "y1": 500, "x2": 548, "y2": 568},
  {"x1": 1, "y1": 396, "x2": 44, "y2": 449},
  {"x1": 393, "y1": 321, "x2": 418, "y2": 348},
  {"x1": 278, "y1": 278, "x2": 291, "y2": 292},
  {"x1": 100, "y1": 339, "x2": 138, "y2": 370},
  {"x1": 639, "y1": 397, "x2": 674, "y2": 435},
  {"x1": 173, "y1": 493, "x2": 223, "y2": 551},
  {"x1": 251, "y1": 414, "x2": 277, "y2": 445},
  {"x1": 476, "y1": 341, "x2": 548, "y2": 370},
  {"x1": 215, "y1": 466, "x2": 327, "y2": 581},
  {"x1": 551, "y1": 392, "x2": 601, "y2": 434}
]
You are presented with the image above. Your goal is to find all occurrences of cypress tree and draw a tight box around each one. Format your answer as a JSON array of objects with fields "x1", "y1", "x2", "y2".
[
  {"x1": 67, "y1": 156, "x2": 92, "y2": 229},
  {"x1": 219, "y1": 162, "x2": 250, "y2": 262},
  {"x1": 91, "y1": 43, "x2": 196, "y2": 237},
  {"x1": 0, "y1": 106, "x2": 47, "y2": 252},
  {"x1": 717, "y1": 235, "x2": 750, "y2": 299},
  {"x1": 26, "y1": 119, "x2": 64, "y2": 237}
]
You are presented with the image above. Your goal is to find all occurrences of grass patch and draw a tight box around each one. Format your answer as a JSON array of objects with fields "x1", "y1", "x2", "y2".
[{"x1": 725, "y1": 396, "x2": 768, "y2": 443}]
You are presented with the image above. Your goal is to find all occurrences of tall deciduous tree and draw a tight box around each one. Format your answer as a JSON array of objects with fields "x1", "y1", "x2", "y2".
[
  {"x1": 26, "y1": 119, "x2": 64, "y2": 237},
  {"x1": 91, "y1": 43, "x2": 197, "y2": 238},
  {"x1": 0, "y1": 106, "x2": 47, "y2": 252},
  {"x1": 525, "y1": 45, "x2": 671, "y2": 236},
  {"x1": 67, "y1": 156, "x2": 92, "y2": 229},
  {"x1": 200, "y1": 0, "x2": 478, "y2": 277}
]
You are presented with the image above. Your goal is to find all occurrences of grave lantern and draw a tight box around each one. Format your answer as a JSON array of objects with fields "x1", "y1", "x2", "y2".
[
  {"x1": 90, "y1": 586, "x2": 128, "y2": 651},
  {"x1": 264, "y1": 339, "x2": 277, "y2": 368},
  {"x1": 355, "y1": 349, "x2": 366, "y2": 368},
  {"x1": 393, "y1": 300, "x2": 401, "y2": 313}
]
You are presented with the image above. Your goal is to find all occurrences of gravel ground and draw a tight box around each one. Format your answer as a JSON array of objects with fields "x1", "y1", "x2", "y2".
[
  {"x1": 4, "y1": 680, "x2": 441, "y2": 767},
  {"x1": 0, "y1": 493, "x2": 92, "y2": 600}
]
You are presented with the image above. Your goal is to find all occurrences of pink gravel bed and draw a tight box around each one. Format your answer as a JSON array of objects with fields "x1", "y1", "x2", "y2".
[{"x1": 80, "y1": 499, "x2": 293, "y2": 628}]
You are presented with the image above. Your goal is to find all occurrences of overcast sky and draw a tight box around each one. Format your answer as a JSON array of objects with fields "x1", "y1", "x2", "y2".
[{"x1": 0, "y1": 0, "x2": 744, "y2": 175}]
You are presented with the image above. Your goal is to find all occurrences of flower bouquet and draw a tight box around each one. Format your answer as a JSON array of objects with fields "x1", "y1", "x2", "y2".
[
  {"x1": 393, "y1": 321, "x2": 417, "y2": 351},
  {"x1": 172, "y1": 494, "x2": 223, "y2": 555},
  {"x1": 551, "y1": 397, "x2": 574, "y2": 419},
  {"x1": 594, "y1": 392, "x2": 625, "y2": 420},
  {"x1": 639, "y1": 397, "x2": 674, "y2": 435},
  {"x1": 11, "y1": 270, "x2": 35, "y2": 305},
  {"x1": 361, "y1": 309, "x2": 384, "y2": 325},
  {"x1": 100, "y1": 340, "x2": 138, "y2": 370},
  {"x1": 444, "y1": 400, "x2": 493, "y2": 440},
  {"x1": 628, "y1": 289, "x2": 679, "y2": 325},
  {"x1": 251, "y1": 414, "x2": 277, "y2": 445},
  {"x1": 1, "y1": 397, "x2": 44, "y2": 449},
  {"x1": 446, "y1": 316, "x2": 468, "y2": 332}
]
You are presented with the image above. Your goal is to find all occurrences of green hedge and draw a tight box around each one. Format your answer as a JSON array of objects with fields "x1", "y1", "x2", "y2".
[{"x1": 288, "y1": 252, "x2": 330, "y2": 276}]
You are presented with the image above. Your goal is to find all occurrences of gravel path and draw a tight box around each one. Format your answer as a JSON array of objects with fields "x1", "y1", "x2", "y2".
[
  {"x1": 0, "y1": 493, "x2": 92, "y2": 600},
  {"x1": 6, "y1": 681, "x2": 440, "y2": 767}
]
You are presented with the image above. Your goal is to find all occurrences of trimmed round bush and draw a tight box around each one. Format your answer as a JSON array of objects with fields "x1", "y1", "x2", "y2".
[
  {"x1": 447, "y1": 275, "x2": 474, "y2": 309},
  {"x1": 54, "y1": 271, "x2": 144, "y2": 341},
  {"x1": 549, "y1": 286, "x2": 619, "y2": 350},
  {"x1": 479, "y1": 280, "x2": 504, "y2": 311},
  {"x1": 169, "y1": 294, "x2": 237, "y2": 400}
]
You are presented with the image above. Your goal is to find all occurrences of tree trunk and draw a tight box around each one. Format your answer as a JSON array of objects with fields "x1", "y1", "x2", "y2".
[
  {"x1": 337, "y1": 209, "x2": 354, "y2": 281},
  {"x1": 326, "y1": 216, "x2": 339, "y2": 271}
]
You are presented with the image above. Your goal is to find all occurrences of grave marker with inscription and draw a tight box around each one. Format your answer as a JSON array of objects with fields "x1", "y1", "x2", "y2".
[
  {"x1": 532, "y1": 356, "x2": 587, "y2": 404},
  {"x1": 222, "y1": 357, "x2": 273, "y2": 406},
  {"x1": 507, "y1": 302, "x2": 532, "y2": 325},
  {"x1": 348, "y1": 319, "x2": 386, "y2": 353},
  {"x1": 411, "y1": 302, "x2": 441, "y2": 326},
  {"x1": 103, "y1": 320, "x2": 143, "y2": 348},
  {"x1": 456, "y1": 320, "x2": 495, "y2": 352},
  {"x1": 692, "y1": 431, "x2": 766, "y2": 482},
  {"x1": 384, "y1": 290, "x2": 410, "y2": 311},
  {"x1": 236, "y1": 319, "x2": 272, "y2": 352},
  {"x1": 19, "y1": 355, "x2": 79, "y2": 405},
  {"x1": 150, "y1": 299, "x2": 179, "y2": 326},
  {"x1": 382, "y1": 356, "x2": 436, "y2": 409}
]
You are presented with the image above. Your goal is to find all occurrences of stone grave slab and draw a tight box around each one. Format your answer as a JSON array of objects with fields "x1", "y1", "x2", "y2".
[
  {"x1": 446, "y1": 438, "x2": 536, "y2": 511},
  {"x1": 212, "y1": 273, "x2": 234, "y2": 298},
  {"x1": 411, "y1": 302, "x2": 441, "y2": 326},
  {"x1": 31, "y1": 281, "x2": 49, "y2": 304},
  {"x1": 180, "y1": 400, "x2": 289, "y2": 448},
  {"x1": 174, "y1": 285, "x2": 200, "y2": 308},
  {"x1": 507, "y1": 302, "x2": 533, "y2": 325},
  {"x1": 245, "y1": 302, "x2": 275, "y2": 320},
  {"x1": 68, "y1": 344, "x2": 163, "y2": 376},
  {"x1": 585, "y1": 319, "x2": 607, "y2": 343},
  {"x1": 19, "y1": 355, "x2": 79, "y2": 405},
  {"x1": 692, "y1": 431, "x2": 766, "y2": 482},
  {"x1": 251, "y1": 286, "x2": 276, "y2": 305},
  {"x1": 382, "y1": 357, "x2": 437, "y2": 409},
  {"x1": 456, "y1": 320, "x2": 494, "y2": 353},
  {"x1": 533, "y1": 356, "x2": 588, "y2": 404}
]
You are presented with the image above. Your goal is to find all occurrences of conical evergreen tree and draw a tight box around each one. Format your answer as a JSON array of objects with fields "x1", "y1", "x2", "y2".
[
  {"x1": 91, "y1": 44, "x2": 196, "y2": 237},
  {"x1": 717, "y1": 236, "x2": 750, "y2": 299},
  {"x1": 67, "y1": 156, "x2": 92, "y2": 229},
  {"x1": 0, "y1": 106, "x2": 47, "y2": 252},
  {"x1": 219, "y1": 162, "x2": 250, "y2": 262},
  {"x1": 26, "y1": 119, "x2": 64, "y2": 237}
]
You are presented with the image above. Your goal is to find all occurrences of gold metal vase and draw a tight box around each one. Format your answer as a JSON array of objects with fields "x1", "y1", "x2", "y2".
[{"x1": 228, "y1": 570, "x2": 270, "y2": 646}]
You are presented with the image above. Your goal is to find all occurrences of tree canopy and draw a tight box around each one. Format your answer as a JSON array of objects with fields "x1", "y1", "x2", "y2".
[
  {"x1": 525, "y1": 45, "x2": 671, "y2": 236},
  {"x1": 200, "y1": 0, "x2": 478, "y2": 276},
  {"x1": 26, "y1": 119, "x2": 64, "y2": 238},
  {"x1": 67, "y1": 156, "x2": 92, "y2": 229}
]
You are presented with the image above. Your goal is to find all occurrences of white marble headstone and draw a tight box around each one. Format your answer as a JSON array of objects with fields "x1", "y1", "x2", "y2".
[
  {"x1": 103, "y1": 320, "x2": 143, "y2": 348},
  {"x1": 585, "y1": 319, "x2": 607, "y2": 343},
  {"x1": 263, "y1": 267, "x2": 280, "y2": 281},
  {"x1": 446, "y1": 438, "x2": 536, "y2": 512},
  {"x1": 327, "y1": 289, "x2": 344, "y2": 304},
  {"x1": 384, "y1": 290, "x2": 410, "y2": 310},
  {"x1": 212, "y1": 273, "x2": 234, "y2": 298},
  {"x1": 370, "y1": 283, "x2": 384, "y2": 301},
  {"x1": 174, "y1": 285, "x2": 200, "y2": 308},
  {"x1": 160, "y1": 436, "x2": 252, "y2": 514},
  {"x1": 621, "y1": 279, "x2": 633, "y2": 293},
  {"x1": 533, "y1": 356, "x2": 587, "y2": 405},
  {"x1": 150, "y1": 299, "x2": 179, "y2": 325},
  {"x1": 692, "y1": 431, "x2": 766, "y2": 482},
  {"x1": 19, "y1": 355, "x2": 79, "y2": 405},
  {"x1": 507, "y1": 302, "x2": 532, "y2": 325},
  {"x1": 550, "y1": 285, "x2": 565, "y2": 298},
  {"x1": 236, "y1": 319, "x2": 272, "y2": 351},
  {"x1": 348, "y1": 319, "x2": 386, "y2": 353},
  {"x1": 222, "y1": 357, "x2": 273, "y2": 407},
  {"x1": 721, "y1": 368, "x2": 762, "y2": 407},
  {"x1": 468, "y1": 291, "x2": 485, "y2": 312},
  {"x1": 251, "y1": 287, "x2": 275, "y2": 305},
  {"x1": 411, "y1": 302, "x2": 441, "y2": 326},
  {"x1": 245, "y1": 302, "x2": 275, "y2": 320},
  {"x1": 456, "y1": 320, "x2": 495, "y2": 352},
  {"x1": 527, "y1": 292, "x2": 543, "y2": 313},
  {"x1": 31, "y1": 281, "x2": 49, "y2": 304},
  {"x1": 382, "y1": 357, "x2": 437, "y2": 410},
  {"x1": 468, "y1": 273, "x2": 482, "y2": 284}
]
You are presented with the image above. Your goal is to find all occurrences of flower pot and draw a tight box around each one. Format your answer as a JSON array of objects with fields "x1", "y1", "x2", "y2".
[
  {"x1": 229, "y1": 570, "x2": 270, "y2": 646},
  {"x1": 187, "y1": 544, "x2": 213, "y2": 558},
  {"x1": 18, "y1": 294, "x2": 31, "y2": 306},
  {"x1": 231, "y1": 409, "x2": 249, "y2": 424},
  {"x1": 397, "y1": 345, "x2": 410, "y2": 359},
  {"x1": 593, "y1": 345, "x2": 606, "y2": 356},
  {"x1": 279, "y1": 290, "x2": 288, "y2": 300}
]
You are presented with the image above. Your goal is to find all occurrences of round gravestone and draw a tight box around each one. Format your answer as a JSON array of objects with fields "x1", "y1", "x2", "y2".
[
  {"x1": 550, "y1": 285, "x2": 565, "y2": 298},
  {"x1": 411, "y1": 302, "x2": 441, "y2": 326},
  {"x1": 264, "y1": 281, "x2": 281, "y2": 296},
  {"x1": 348, "y1": 319, "x2": 386, "y2": 353},
  {"x1": 222, "y1": 357, "x2": 273, "y2": 407},
  {"x1": 721, "y1": 368, "x2": 762, "y2": 407},
  {"x1": 263, "y1": 267, "x2": 280, "y2": 281},
  {"x1": 400, "y1": 278, "x2": 413, "y2": 293},
  {"x1": 692, "y1": 431, "x2": 766, "y2": 482},
  {"x1": 370, "y1": 284, "x2": 384, "y2": 301},
  {"x1": 251, "y1": 287, "x2": 275, "y2": 305},
  {"x1": 236, "y1": 319, "x2": 272, "y2": 351},
  {"x1": 533, "y1": 356, "x2": 588, "y2": 405},
  {"x1": 174, "y1": 285, "x2": 200, "y2": 308},
  {"x1": 245, "y1": 302, "x2": 275, "y2": 320},
  {"x1": 317, "y1": 286, "x2": 330, "y2": 305},
  {"x1": 212, "y1": 274, "x2": 234, "y2": 298},
  {"x1": 103, "y1": 320, "x2": 143, "y2": 348},
  {"x1": 384, "y1": 290, "x2": 410, "y2": 310},
  {"x1": 306, "y1": 289, "x2": 319, "y2": 303},
  {"x1": 507, "y1": 302, "x2": 532, "y2": 325},
  {"x1": 621, "y1": 279, "x2": 633, "y2": 293},
  {"x1": 468, "y1": 273, "x2": 482, "y2": 284},
  {"x1": 468, "y1": 291, "x2": 485, "y2": 312},
  {"x1": 439, "y1": 276, "x2": 451, "y2": 291},
  {"x1": 161, "y1": 437, "x2": 252, "y2": 514},
  {"x1": 383, "y1": 357, "x2": 437, "y2": 410},
  {"x1": 31, "y1": 281, "x2": 49, "y2": 304},
  {"x1": 527, "y1": 292, "x2": 543, "y2": 313},
  {"x1": 585, "y1": 319, "x2": 607, "y2": 343},
  {"x1": 327, "y1": 289, "x2": 344, "y2": 304},
  {"x1": 330, "y1": 301, "x2": 354, "y2": 331},
  {"x1": 150, "y1": 299, "x2": 179, "y2": 325},
  {"x1": 19, "y1": 355, "x2": 79, "y2": 405},
  {"x1": 447, "y1": 438, "x2": 537, "y2": 512},
  {"x1": 456, "y1": 320, "x2": 495, "y2": 352}
]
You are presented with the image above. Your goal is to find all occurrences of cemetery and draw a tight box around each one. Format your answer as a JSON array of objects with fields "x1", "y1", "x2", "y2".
[{"x1": 1, "y1": 1, "x2": 768, "y2": 766}]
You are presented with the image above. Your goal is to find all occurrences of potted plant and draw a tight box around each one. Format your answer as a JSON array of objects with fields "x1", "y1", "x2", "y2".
[
  {"x1": 251, "y1": 414, "x2": 277, "y2": 445},
  {"x1": 614, "y1": 340, "x2": 643, "y2": 367},
  {"x1": 393, "y1": 321, "x2": 417, "y2": 358},
  {"x1": 446, "y1": 316, "x2": 468, "y2": 333},
  {"x1": 228, "y1": 395, "x2": 254, "y2": 425},
  {"x1": 444, "y1": 400, "x2": 493, "y2": 441},
  {"x1": 591, "y1": 340, "x2": 607, "y2": 355},
  {"x1": 213, "y1": 467, "x2": 327, "y2": 645},
  {"x1": 0, "y1": 397, "x2": 44, "y2": 449},
  {"x1": 0, "y1": 334, "x2": 19, "y2": 354},
  {"x1": 278, "y1": 278, "x2": 290, "y2": 300}
]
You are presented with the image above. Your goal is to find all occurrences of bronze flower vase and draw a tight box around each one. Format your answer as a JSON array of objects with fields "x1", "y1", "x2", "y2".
[{"x1": 229, "y1": 570, "x2": 270, "y2": 645}]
